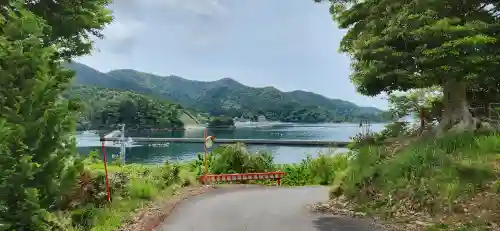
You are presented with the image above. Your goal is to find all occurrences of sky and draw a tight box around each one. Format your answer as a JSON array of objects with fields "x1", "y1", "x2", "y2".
[{"x1": 75, "y1": 0, "x2": 388, "y2": 109}]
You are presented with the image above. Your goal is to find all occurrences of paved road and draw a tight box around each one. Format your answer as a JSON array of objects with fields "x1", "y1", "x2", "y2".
[{"x1": 157, "y1": 186, "x2": 381, "y2": 231}]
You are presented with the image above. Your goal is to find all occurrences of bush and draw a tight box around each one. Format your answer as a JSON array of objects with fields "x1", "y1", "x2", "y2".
[
  {"x1": 376, "y1": 121, "x2": 410, "y2": 139},
  {"x1": 71, "y1": 205, "x2": 100, "y2": 230},
  {"x1": 349, "y1": 121, "x2": 414, "y2": 149},
  {"x1": 207, "y1": 116, "x2": 235, "y2": 128},
  {"x1": 65, "y1": 155, "x2": 186, "y2": 230},
  {"x1": 190, "y1": 143, "x2": 350, "y2": 186},
  {"x1": 129, "y1": 181, "x2": 157, "y2": 199},
  {"x1": 281, "y1": 152, "x2": 349, "y2": 186},
  {"x1": 203, "y1": 143, "x2": 276, "y2": 174},
  {"x1": 334, "y1": 133, "x2": 500, "y2": 229}
]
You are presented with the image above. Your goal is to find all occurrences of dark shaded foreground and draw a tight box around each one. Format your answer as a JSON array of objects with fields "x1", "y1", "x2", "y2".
[{"x1": 157, "y1": 186, "x2": 382, "y2": 231}]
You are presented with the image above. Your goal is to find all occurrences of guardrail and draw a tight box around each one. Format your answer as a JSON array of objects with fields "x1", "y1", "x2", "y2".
[
  {"x1": 199, "y1": 172, "x2": 285, "y2": 186},
  {"x1": 101, "y1": 137, "x2": 349, "y2": 147}
]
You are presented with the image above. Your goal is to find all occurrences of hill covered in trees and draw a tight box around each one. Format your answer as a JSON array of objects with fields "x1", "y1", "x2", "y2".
[
  {"x1": 63, "y1": 85, "x2": 206, "y2": 131},
  {"x1": 67, "y1": 62, "x2": 390, "y2": 123}
]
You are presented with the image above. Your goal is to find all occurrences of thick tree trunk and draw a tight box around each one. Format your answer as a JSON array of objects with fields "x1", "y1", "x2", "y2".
[{"x1": 435, "y1": 79, "x2": 478, "y2": 136}]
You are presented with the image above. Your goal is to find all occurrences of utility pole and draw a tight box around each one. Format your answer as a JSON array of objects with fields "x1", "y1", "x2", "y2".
[{"x1": 120, "y1": 124, "x2": 126, "y2": 165}]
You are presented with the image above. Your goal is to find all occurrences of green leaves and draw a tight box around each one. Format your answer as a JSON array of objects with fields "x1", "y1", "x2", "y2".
[
  {"x1": 0, "y1": 0, "x2": 111, "y2": 229},
  {"x1": 323, "y1": 0, "x2": 500, "y2": 97},
  {"x1": 388, "y1": 87, "x2": 443, "y2": 119},
  {"x1": 66, "y1": 86, "x2": 185, "y2": 130},
  {"x1": 24, "y1": 0, "x2": 113, "y2": 59}
]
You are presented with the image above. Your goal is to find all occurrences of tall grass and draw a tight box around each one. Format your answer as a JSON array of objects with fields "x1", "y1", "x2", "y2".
[
  {"x1": 188, "y1": 143, "x2": 350, "y2": 186},
  {"x1": 65, "y1": 144, "x2": 350, "y2": 230},
  {"x1": 62, "y1": 153, "x2": 195, "y2": 231},
  {"x1": 333, "y1": 132, "x2": 500, "y2": 229}
]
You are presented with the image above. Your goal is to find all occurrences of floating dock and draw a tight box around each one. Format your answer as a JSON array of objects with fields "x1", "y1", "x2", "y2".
[{"x1": 101, "y1": 137, "x2": 350, "y2": 147}]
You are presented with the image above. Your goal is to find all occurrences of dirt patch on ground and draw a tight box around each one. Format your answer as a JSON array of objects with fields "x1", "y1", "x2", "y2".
[
  {"x1": 309, "y1": 196, "x2": 430, "y2": 231},
  {"x1": 309, "y1": 194, "x2": 500, "y2": 231},
  {"x1": 119, "y1": 184, "x2": 270, "y2": 231}
]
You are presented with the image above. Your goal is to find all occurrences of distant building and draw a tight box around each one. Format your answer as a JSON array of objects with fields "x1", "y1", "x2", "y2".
[{"x1": 257, "y1": 115, "x2": 267, "y2": 122}]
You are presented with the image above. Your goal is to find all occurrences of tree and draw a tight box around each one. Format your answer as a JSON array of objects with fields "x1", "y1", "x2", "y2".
[
  {"x1": 208, "y1": 116, "x2": 235, "y2": 128},
  {"x1": 80, "y1": 88, "x2": 185, "y2": 130},
  {"x1": 316, "y1": 0, "x2": 500, "y2": 134},
  {"x1": 23, "y1": 0, "x2": 113, "y2": 60},
  {"x1": 388, "y1": 87, "x2": 443, "y2": 122},
  {"x1": 0, "y1": 0, "x2": 112, "y2": 229}
]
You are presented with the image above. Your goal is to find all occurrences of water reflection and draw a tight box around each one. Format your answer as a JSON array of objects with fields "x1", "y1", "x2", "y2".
[{"x1": 76, "y1": 123, "x2": 385, "y2": 164}]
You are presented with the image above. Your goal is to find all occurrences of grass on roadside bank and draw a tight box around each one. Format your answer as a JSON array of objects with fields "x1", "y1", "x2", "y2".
[
  {"x1": 327, "y1": 132, "x2": 500, "y2": 231},
  {"x1": 64, "y1": 145, "x2": 349, "y2": 231},
  {"x1": 69, "y1": 123, "x2": 500, "y2": 231},
  {"x1": 63, "y1": 153, "x2": 197, "y2": 231},
  {"x1": 188, "y1": 142, "x2": 350, "y2": 186}
]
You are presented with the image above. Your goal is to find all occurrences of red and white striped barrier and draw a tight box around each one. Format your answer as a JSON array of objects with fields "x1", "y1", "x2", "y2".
[{"x1": 199, "y1": 172, "x2": 285, "y2": 186}]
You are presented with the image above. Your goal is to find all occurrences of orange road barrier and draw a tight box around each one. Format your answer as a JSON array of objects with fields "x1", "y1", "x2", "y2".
[{"x1": 199, "y1": 172, "x2": 285, "y2": 186}]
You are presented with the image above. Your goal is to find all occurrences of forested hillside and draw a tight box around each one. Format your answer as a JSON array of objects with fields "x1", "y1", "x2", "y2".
[
  {"x1": 67, "y1": 62, "x2": 390, "y2": 123},
  {"x1": 63, "y1": 85, "x2": 186, "y2": 130}
]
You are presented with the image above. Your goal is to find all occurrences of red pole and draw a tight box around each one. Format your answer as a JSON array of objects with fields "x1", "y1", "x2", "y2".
[
  {"x1": 204, "y1": 128, "x2": 208, "y2": 177},
  {"x1": 100, "y1": 140, "x2": 111, "y2": 202}
]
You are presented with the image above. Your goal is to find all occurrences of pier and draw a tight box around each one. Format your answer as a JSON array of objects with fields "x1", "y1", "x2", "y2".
[{"x1": 101, "y1": 137, "x2": 350, "y2": 147}]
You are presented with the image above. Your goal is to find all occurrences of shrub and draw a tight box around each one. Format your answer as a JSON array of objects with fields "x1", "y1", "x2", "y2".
[
  {"x1": 129, "y1": 181, "x2": 157, "y2": 200},
  {"x1": 207, "y1": 143, "x2": 275, "y2": 174},
  {"x1": 64, "y1": 161, "x2": 185, "y2": 230},
  {"x1": 71, "y1": 205, "x2": 100, "y2": 230},
  {"x1": 281, "y1": 152, "x2": 349, "y2": 186},
  {"x1": 190, "y1": 143, "x2": 350, "y2": 186},
  {"x1": 376, "y1": 121, "x2": 409, "y2": 139},
  {"x1": 333, "y1": 132, "x2": 500, "y2": 228},
  {"x1": 309, "y1": 153, "x2": 349, "y2": 185},
  {"x1": 208, "y1": 116, "x2": 235, "y2": 128}
]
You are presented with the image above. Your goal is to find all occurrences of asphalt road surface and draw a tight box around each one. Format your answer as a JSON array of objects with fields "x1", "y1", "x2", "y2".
[{"x1": 157, "y1": 186, "x2": 381, "y2": 231}]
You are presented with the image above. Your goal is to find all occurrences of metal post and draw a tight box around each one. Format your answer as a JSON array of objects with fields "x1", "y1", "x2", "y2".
[
  {"x1": 204, "y1": 128, "x2": 208, "y2": 177},
  {"x1": 120, "y1": 124, "x2": 126, "y2": 165},
  {"x1": 100, "y1": 138, "x2": 111, "y2": 202}
]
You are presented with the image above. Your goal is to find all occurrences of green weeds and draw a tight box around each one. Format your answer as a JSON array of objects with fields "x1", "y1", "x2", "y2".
[
  {"x1": 60, "y1": 153, "x2": 194, "y2": 231},
  {"x1": 188, "y1": 143, "x2": 350, "y2": 186},
  {"x1": 333, "y1": 132, "x2": 500, "y2": 230}
]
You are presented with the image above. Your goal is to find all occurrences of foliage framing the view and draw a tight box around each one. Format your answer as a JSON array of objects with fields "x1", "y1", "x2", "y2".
[
  {"x1": 0, "y1": 0, "x2": 112, "y2": 230},
  {"x1": 317, "y1": 0, "x2": 500, "y2": 134}
]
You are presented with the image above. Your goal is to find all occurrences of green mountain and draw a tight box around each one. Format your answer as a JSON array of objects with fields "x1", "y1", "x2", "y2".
[
  {"x1": 67, "y1": 62, "x2": 388, "y2": 123},
  {"x1": 64, "y1": 85, "x2": 208, "y2": 130}
]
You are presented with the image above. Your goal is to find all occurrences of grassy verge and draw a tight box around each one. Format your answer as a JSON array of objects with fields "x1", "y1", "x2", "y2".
[
  {"x1": 68, "y1": 125, "x2": 500, "y2": 231},
  {"x1": 61, "y1": 152, "x2": 197, "y2": 231},
  {"x1": 326, "y1": 131, "x2": 500, "y2": 230},
  {"x1": 67, "y1": 143, "x2": 353, "y2": 230}
]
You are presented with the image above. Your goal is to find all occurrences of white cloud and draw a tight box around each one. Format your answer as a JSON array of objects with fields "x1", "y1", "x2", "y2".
[
  {"x1": 110, "y1": 0, "x2": 226, "y2": 16},
  {"x1": 94, "y1": 0, "x2": 229, "y2": 53},
  {"x1": 141, "y1": 0, "x2": 227, "y2": 16},
  {"x1": 103, "y1": 20, "x2": 143, "y2": 41}
]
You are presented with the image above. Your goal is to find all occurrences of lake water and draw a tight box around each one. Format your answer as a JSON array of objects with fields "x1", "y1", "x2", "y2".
[{"x1": 76, "y1": 123, "x2": 386, "y2": 164}]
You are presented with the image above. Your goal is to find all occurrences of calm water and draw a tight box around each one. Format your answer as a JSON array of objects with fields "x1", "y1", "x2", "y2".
[{"x1": 76, "y1": 123, "x2": 386, "y2": 164}]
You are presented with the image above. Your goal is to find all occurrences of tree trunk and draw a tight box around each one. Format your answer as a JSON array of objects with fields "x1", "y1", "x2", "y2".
[{"x1": 436, "y1": 78, "x2": 477, "y2": 136}]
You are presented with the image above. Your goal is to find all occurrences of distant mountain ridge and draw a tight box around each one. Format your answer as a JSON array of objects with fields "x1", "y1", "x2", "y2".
[{"x1": 66, "y1": 62, "x2": 388, "y2": 122}]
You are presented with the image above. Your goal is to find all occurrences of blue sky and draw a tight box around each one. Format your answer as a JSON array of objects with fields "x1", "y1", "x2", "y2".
[{"x1": 75, "y1": 0, "x2": 388, "y2": 109}]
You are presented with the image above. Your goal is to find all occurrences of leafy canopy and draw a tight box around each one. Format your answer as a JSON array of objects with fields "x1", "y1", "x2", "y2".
[
  {"x1": 317, "y1": 0, "x2": 500, "y2": 97},
  {"x1": 0, "y1": 0, "x2": 112, "y2": 229}
]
